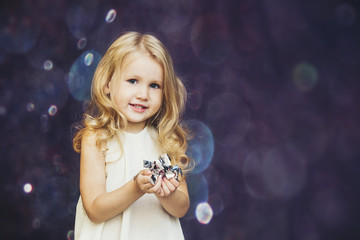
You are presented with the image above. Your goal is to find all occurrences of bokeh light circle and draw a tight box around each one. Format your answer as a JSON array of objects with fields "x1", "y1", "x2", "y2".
[
  {"x1": 43, "y1": 60, "x2": 53, "y2": 71},
  {"x1": 105, "y1": 9, "x2": 117, "y2": 23},
  {"x1": 185, "y1": 174, "x2": 209, "y2": 219},
  {"x1": 206, "y1": 93, "x2": 250, "y2": 147},
  {"x1": 84, "y1": 53, "x2": 94, "y2": 66},
  {"x1": 26, "y1": 102, "x2": 35, "y2": 112},
  {"x1": 32, "y1": 218, "x2": 41, "y2": 229},
  {"x1": 262, "y1": 146, "x2": 307, "y2": 198},
  {"x1": 185, "y1": 119, "x2": 214, "y2": 174},
  {"x1": 293, "y1": 62, "x2": 318, "y2": 92},
  {"x1": 23, "y1": 183, "x2": 33, "y2": 193},
  {"x1": 0, "y1": 105, "x2": 6, "y2": 115},
  {"x1": 242, "y1": 151, "x2": 269, "y2": 199},
  {"x1": 335, "y1": 3, "x2": 357, "y2": 26},
  {"x1": 243, "y1": 145, "x2": 307, "y2": 199},
  {"x1": 48, "y1": 105, "x2": 58, "y2": 116},
  {"x1": 68, "y1": 50, "x2": 102, "y2": 101},
  {"x1": 191, "y1": 14, "x2": 232, "y2": 65},
  {"x1": 77, "y1": 37, "x2": 87, "y2": 49},
  {"x1": 196, "y1": 202, "x2": 213, "y2": 224},
  {"x1": 67, "y1": 230, "x2": 74, "y2": 240}
]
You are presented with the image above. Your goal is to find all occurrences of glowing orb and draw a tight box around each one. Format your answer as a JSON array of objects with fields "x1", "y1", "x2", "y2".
[
  {"x1": 26, "y1": 102, "x2": 35, "y2": 112},
  {"x1": 77, "y1": 37, "x2": 87, "y2": 50},
  {"x1": 43, "y1": 60, "x2": 53, "y2": 71},
  {"x1": 24, "y1": 183, "x2": 33, "y2": 193},
  {"x1": 105, "y1": 9, "x2": 117, "y2": 23},
  {"x1": 68, "y1": 50, "x2": 101, "y2": 101},
  {"x1": 67, "y1": 230, "x2": 74, "y2": 240},
  {"x1": 196, "y1": 202, "x2": 213, "y2": 224},
  {"x1": 185, "y1": 119, "x2": 214, "y2": 174},
  {"x1": 48, "y1": 105, "x2": 58, "y2": 116},
  {"x1": 84, "y1": 53, "x2": 94, "y2": 66},
  {"x1": 293, "y1": 62, "x2": 318, "y2": 92}
]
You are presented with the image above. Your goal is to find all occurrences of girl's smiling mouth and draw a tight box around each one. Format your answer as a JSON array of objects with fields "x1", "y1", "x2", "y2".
[{"x1": 129, "y1": 103, "x2": 148, "y2": 112}]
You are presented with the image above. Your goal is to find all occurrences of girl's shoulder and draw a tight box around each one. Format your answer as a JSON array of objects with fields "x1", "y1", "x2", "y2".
[{"x1": 82, "y1": 128, "x2": 109, "y2": 153}]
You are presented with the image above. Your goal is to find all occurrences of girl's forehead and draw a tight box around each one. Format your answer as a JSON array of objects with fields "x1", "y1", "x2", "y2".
[{"x1": 122, "y1": 50, "x2": 153, "y2": 67}]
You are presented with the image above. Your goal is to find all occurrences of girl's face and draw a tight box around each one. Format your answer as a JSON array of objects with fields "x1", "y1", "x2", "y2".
[{"x1": 106, "y1": 51, "x2": 164, "y2": 133}]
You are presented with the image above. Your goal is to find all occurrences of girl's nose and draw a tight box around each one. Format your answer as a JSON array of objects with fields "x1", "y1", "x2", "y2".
[{"x1": 136, "y1": 86, "x2": 148, "y2": 100}]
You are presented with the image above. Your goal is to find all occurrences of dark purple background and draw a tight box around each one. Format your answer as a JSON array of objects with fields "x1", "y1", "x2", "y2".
[{"x1": 1, "y1": 0, "x2": 360, "y2": 239}]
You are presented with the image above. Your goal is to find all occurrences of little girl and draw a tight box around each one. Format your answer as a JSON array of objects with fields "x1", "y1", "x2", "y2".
[{"x1": 72, "y1": 32, "x2": 191, "y2": 240}]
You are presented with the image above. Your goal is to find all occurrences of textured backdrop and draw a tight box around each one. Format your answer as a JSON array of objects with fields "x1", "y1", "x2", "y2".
[{"x1": 1, "y1": 0, "x2": 360, "y2": 239}]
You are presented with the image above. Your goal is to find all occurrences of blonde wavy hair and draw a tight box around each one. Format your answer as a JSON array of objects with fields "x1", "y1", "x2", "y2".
[{"x1": 73, "y1": 31, "x2": 191, "y2": 171}]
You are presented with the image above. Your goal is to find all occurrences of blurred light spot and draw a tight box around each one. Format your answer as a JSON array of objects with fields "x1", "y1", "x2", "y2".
[
  {"x1": 243, "y1": 145, "x2": 307, "y2": 199},
  {"x1": 206, "y1": 93, "x2": 250, "y2": 147},
  {"x1": 185, "y1": 119, "x2": 214, "y2": 174},
  {"x1": 293, "y1": 62, "x2": 318, "y2": 92},
  {"x1": 26, "y1": 102, "x2": 35, "y2": 112},
  {"x1": 185, "y1": 174, "x2": 209, "y2": 219},
  {"x1": 43, "y1": 60, "x2": 53, "y2": 71},
  {"x1": 32, "y1": 218, "x2": 41, "y2": 229},
  {"x1": 196, "y1": 202, "x2": 213, "y2": 224},
  {"x1": 191, "y1": 15, "x2": 232, "y2": 65},
  {"x1": 262, "y1": 146, "x2": 307, "y2": 198},
  {"x1": 335, "y1": 4, "x2": 357, "y2": 26},
  {"x1": 67, "y1": 230, "x2": 74, "y2": 240},
  {"x1": 77, "y1": 37, "x2": 87, "y2": 49},
  {"x1": 24, "y1": 183, "x2": 33, "y2": 193},
  {"x1": 84, "y1": 52, "x2": 94, "y2": 66},
  {"x1": 48, "y1": 105, "x2": 58, "y2": 116},
  {"x1": 242, "y1": 151, "x2": 269, "y2": 199},
  {"x1": 105, "y1": 9, "x2": 117, "y2": 23},
  {"x1": 0, "y1": 105, "x2": 7, "y2": 115},
  {"x1": 68, "y1": 50, "x2": 101, "y2": 101}
]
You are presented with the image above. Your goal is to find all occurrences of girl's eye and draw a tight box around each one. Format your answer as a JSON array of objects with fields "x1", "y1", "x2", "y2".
[
  {"x1": 150, "y1": 83, "x2": 160, "y2": 89},
  {"x1": 127, "y1": 79, "x2": 138, "y2": 84}
]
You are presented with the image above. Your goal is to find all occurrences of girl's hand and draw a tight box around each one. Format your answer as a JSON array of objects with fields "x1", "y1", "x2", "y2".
[
  {"x1": 156, "y1": 177, "x2": 180, "y2": 197},
  {"x1": 134, "y1": 170, "x2": 162, "y2": 194}
]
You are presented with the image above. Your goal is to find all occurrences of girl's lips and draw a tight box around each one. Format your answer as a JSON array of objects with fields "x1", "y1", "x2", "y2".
[{"x1": 129, "y1": 103, "x2": 148, "y2": 113}]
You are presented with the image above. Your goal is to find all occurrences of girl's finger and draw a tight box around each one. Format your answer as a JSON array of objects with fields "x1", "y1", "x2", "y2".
[
  {"x1": 150, "y1": 176, "x2": 162, "y2": 193},
  {"x1": 162, "y1": 181, "x2": 171, "y2": 195},
  {"x1": 163, "y1": 178, "x2": 176, "y2": 192},
  {"x1": 168, "y1": 178, "x2": 180, "y2": 188},
  {"x1": 159, "y1": 187, "x2": 165, "y2": 197}
]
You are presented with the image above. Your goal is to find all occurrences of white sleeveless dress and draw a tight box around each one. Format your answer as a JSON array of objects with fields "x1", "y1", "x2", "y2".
[{"x1": 74, "y1": 127, "x2": 185, "y2": 240}]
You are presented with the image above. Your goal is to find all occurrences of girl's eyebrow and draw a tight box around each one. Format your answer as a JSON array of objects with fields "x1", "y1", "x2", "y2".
[{"x1": 124, "y1": 74, "x2": 141, "y2": 79}]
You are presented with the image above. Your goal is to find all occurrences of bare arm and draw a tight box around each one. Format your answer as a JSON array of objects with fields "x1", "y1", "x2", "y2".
[
  {"x1": 156, "y1": 177, "x2": 190, "y2": 218},
  {"x1": 79, "y1": 131, "x2": 161, "y2": 223}
]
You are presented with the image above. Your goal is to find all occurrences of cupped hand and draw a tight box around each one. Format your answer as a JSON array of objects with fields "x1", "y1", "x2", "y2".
[
  {"x1": 156, "y1": 177, "x2": 180, "y2": 197},
  {"x1": 135, "y1": 170, "x2": 162, "y2": 194}
]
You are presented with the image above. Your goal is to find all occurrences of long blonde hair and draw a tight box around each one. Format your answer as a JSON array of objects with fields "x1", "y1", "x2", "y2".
[{"x1": 73, "y1": 31, "x2": 190, "y2": 170}]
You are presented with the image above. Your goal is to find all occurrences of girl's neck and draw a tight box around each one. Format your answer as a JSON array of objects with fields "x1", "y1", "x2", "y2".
[{"x1": 123, "y1": 123, "x2": 146, "y2": 133}]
